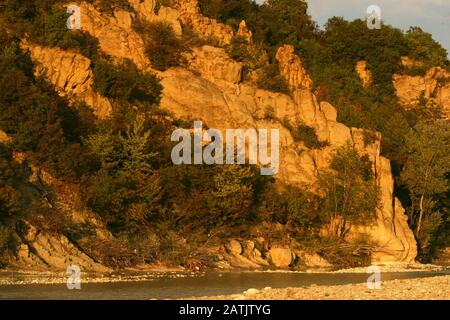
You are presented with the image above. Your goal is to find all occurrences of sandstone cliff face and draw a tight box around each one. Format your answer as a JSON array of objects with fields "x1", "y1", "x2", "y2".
[
  {"x1": 80, "y1": 2, "x2": 151, "y2": 71},
  {"x1": 21, "y1": 43, "x2": 113, "y2": 118},
  {"x1": 175, "y1": 0, "x2": 234, "y2": 45},
  {"x1": 393, "y1": 62, "x2": 450, "y2": 118},
  {"x1": 128, "y1": 0, "x2": 183, "y2": 35},
  {"x1": 19, "y1": 1, "x2": 417, "y2": 265},
  {"x1": 162, "y1": 45, "x2": 417, "y2": 263},
  {"x1": 276, "y1": 45, "x2": 312, "y2": 90}
]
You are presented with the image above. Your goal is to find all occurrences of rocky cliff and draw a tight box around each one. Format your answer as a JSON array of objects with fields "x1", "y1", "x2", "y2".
[
  {"x1": 393, "y1": 57, "x2": 450, "y2": 118},
  {"x1": 15, "y1": 0, "x2": 418, "y2": 269}
]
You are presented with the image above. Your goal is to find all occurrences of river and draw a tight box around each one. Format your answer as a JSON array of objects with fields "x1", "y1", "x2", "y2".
[{"x1": 0, "y1": 270, "x2": 448, "y2": 300}]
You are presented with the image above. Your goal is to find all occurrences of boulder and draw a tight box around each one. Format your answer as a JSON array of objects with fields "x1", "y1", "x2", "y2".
[
  {"x1": 296, "y1": 251, "x2": 332, "y2": 268},
  {"x1": 225, "y1": 239, "x2": 242, "y2": 256},
  {"x1": 268, "y1": 247, "x2": 293, "y2": 268}
]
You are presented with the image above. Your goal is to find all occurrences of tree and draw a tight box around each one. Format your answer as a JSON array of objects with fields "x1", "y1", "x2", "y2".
[
  {"x1": 318, "y1": 144, "x2": 380, "y2": 238},
  {"x1": 93, "y1": 57, "x2": 162, "y2": 105},
  {"x1": 400, "y1": 120, "x2": 450, "y2": 249},
  {"x1": 0, "y1": 145, "x2": 22, "y2": 222},
  {"x1": 405, "y1": 27, "x2": 449, "y2": 67},
  {"x1": 134, "y1": 20, "x2": 186, "y2": 71},
  {"x1": 208, "y1": 166, "x2": 255, "y2": 227},
  {"x1": 83, "y1": 118, "x2": 162, "y2": 232}
]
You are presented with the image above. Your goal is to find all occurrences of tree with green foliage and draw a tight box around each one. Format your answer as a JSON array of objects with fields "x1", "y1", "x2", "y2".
[
  {"x1": 405, "y1": 27, "x2": 449, "y2": 68},
  {"x1": 0, "y1": 145, "x2": 22, "y2": 222},
  {"x1": 83, "y1": 118, "x2": 162, "y2": 232},
  {"x1": 93, "y1": 57, "x2": 162, "y2": 105},
  {"x1": 208, "y1": 166, "x2": 255, "y2": 227},
  {"x1": 0, "y1": 39, "x2": 93, "y2": 181},
  {"x1": 256, "y1": 63, "x2": 290, "y2": 94},
  {"x1": 400, "y1": 120, "x2": 450, "y2": 255},
  {"x1": 318, "y1": 144, "x2": 380, "y2": 239},
  {"x1": 134, "y1": 20, "x2": 186, "y2": 71}
]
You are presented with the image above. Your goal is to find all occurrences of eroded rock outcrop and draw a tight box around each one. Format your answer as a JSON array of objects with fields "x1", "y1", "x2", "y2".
[
  {"x1": 128, "y1": 0, "x2": 183, "y2": 35},
  {"x1": 175, "y1": 0, "x2": 234, "y2": 45},
  {"x1": 356, "y1": 60, "x2": 372, "y2": 88},
  {"x1": 393, "y1": 60, "x2": 450, "y2": 118},
  {"x1": 14, "y1": 220, "x2": 111, "y2": 272},
  {"x1": 236, "y1": 20, "x2": 253, "y2": 44},
  {"x1": 21, "y1": 43, "x2": 113, "y2": 118},
  {"x1": 186, "y1": 46, "x2": 243, "y2": 85},
  {"x1": 80, "y1": 2, "x2": 151, "y2": 70},
  {"x1": 276, "y1": 45, "x2": 312, "y2": 90}
]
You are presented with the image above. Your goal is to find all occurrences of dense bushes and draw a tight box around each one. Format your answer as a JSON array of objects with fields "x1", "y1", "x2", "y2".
[
  {"x1": 199, "y1": 0, "x2": 316, "y2": 56},
  {"x1": 92, "y1": 57, "x2": 162, "y2": 105},
  {"x1": 134, "y1": 20, "x2": 186, "y2": 71},
  {"x1": 281, "y1": 117, "x2": 328, "y2": 149},
  {"x1": 0, "y1": 39, "x2": 93, "y2": 181},
  {"x1": 1, "y1": 1, "x2": 99, "y2": 57},
  {"x1": 0, "y1": 145, "x2": 23, "y2": 223},
  {"x1": 256, "y1": 64, "x2": 290, "y2": 94},
  {"x1": 405, "y1": 27, "x2": 449, "y2": 68}
]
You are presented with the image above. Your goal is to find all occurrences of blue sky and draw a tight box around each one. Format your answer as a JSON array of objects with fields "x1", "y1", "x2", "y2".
[{"x1": 256, "y1": 0, "x2": 450, "y2": 58}]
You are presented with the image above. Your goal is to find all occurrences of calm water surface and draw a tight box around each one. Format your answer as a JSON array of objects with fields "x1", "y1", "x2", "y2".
[{"x1": 0, "y1": 271, "x2": 448, "y2": 300}]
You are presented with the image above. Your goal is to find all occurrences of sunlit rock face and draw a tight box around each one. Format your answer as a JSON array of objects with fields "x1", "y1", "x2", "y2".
[
  {"x1": 393, "y1": 58, "x2": 450, "y2": 119},
  {"x1": 19, "y1": 0, "x2": 418, "y2": 266}
]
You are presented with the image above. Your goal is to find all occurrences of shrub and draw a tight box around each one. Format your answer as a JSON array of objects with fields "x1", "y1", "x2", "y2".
[
  {"x1": 0, "y1": 226, "x2": 10, "y2": 252},
  {"x1": 97, "y1": 0, "x2": 132, "y2": 13},
  {"x1": 264, "y1": 106, "x2": 276, "y2": 121},
  {"x1": 134, "y1": 20, "x2": 186, "y2": 71},
  {"x1": 226, "y1": 36, "x2": 250, "y2": 62},
  {"x1": 256, "y1": 64, "x2": 290, "y2": 94},
  {"x1": 282, "y1": 118, "x2": 328, "y2": 149},
  {"x1": 401, "y1": 65, "x2": 428, "y2": 77},
  {"x1": 293, "y1": 123, "x2": 329, "y2": 149},
  {"x1": 93, "y1": 57, "x2": 162, "y2": 105},
  {"x1": 182, "y1": 24, "x2": 220, "y2": 47}
]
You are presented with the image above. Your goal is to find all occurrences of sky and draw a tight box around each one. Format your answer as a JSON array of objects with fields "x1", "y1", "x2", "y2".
[{"x1": 256, "y1": 0, "x2": 450, "y2": 58}]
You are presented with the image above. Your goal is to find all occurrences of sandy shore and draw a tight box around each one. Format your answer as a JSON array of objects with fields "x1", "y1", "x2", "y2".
[{"x1": 187, "y1": 275, "x2": 450, "y2": 300}]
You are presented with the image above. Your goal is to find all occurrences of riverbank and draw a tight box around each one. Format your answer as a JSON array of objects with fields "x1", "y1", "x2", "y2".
[{"x1": 186, "y1": 275, "x2": 450, "y2": 300}]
